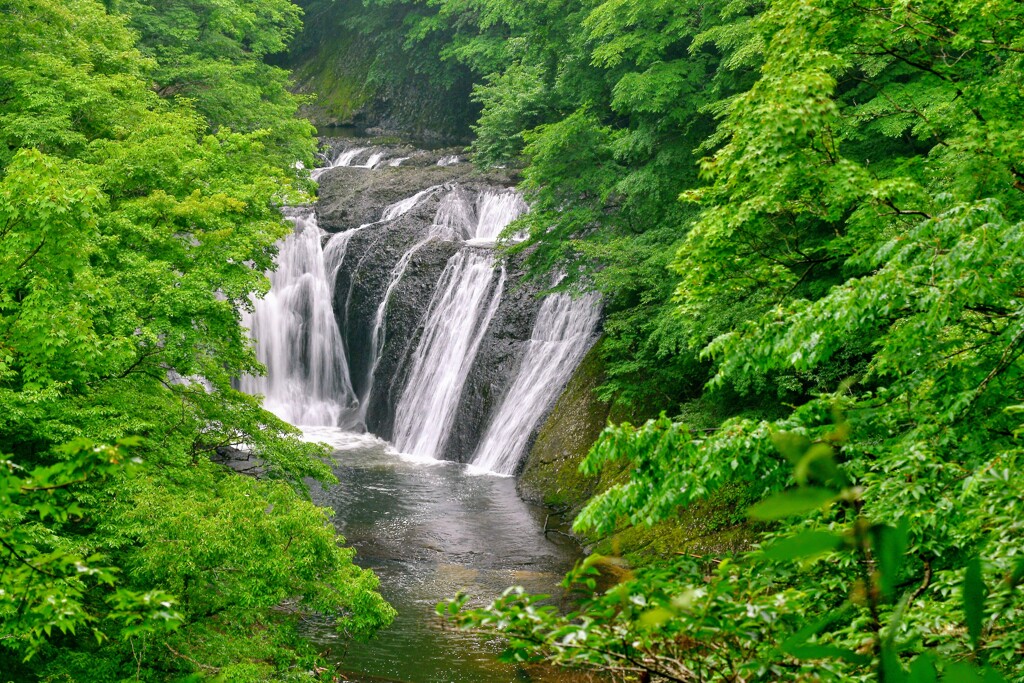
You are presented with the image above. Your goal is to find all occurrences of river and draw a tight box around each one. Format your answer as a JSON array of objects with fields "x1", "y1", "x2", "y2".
[{"x1": 299, "y1": 428, "x2": 589, "y2": 683}]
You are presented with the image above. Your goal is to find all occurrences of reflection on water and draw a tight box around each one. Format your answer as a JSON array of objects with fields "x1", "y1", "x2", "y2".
[{"x1": 300, "y1": 428, "x2": 589, "y2": 683}]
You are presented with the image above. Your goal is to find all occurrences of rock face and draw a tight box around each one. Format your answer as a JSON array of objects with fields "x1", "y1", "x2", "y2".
[
  {"x1": 316, "y1": 141, "x2": 570, "y2": 469},
  {"x1": 286, "y1": 4, "x2": 477, "y2": 142},
  {"x1": 315, "y1": 144, "x2": 516, "y2": 234},
  {"x1": 516, "y1": 340, "x2": 613, "y2": 510}
]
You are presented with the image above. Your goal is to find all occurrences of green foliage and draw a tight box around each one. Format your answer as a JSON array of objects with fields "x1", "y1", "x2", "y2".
[
  {"x1": 448, "y1": 427, "x2": 1024, "y2": 680},
  {"x1": 399, "y1": 0, "x2": 1024, "y2": 679},
  {"x1": 0, "y1": 440, "x2": 181, "y2": 656},
  {"x1": 470, "y1": 62, "x2": 553, "y2": 166},
  {"x1": 0, "y1": 0, "x2": 393, "y2": 678},
  {"x1": 108, "y1": 0, "x2": 317, "y2": 166}
]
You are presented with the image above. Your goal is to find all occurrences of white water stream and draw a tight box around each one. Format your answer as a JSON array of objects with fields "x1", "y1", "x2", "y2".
[
  {"x1": 310, "y1": 146, "x2": 367, "y2": 180},
  {"x1": 239, "y1": 211, "x2": 356, "y2": 426},
  {"x1": 469, "y1": 190, "x2": 529, "y2": 245},
  {"x1": 392, "y1": 251, "x2": 506, "y2": 458},
  {"x1": 471, "y1": 292, "x2": 601, "y2": 475}
]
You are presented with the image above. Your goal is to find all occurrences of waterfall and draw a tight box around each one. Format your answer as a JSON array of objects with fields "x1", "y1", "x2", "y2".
[
  {"x1": 392, "y1": 250, "x2": 506, "y2": 458},
  {"x1": 470, "y1": 292, "x2": 601, "y2": 475},
  {"x1": 431, "y1": 186, "x2": 476, "y2": 240},
  {"x1": 359, "y1": 151, "x2": 386, "y2": 169},
  {"x1": 240, "y1": 210, "x2": 356, "y2": 426},
  {"x1": 309, "y1": 146, "x2": 371, "y2": 180},
  {"x1": 324, "y1": 227, "x2": 364, "y2": 283},
  {"x1": 427, "y1": 186, "x2": 527, "y2": 244},
  {"x1": 381, "y1": 186, "x2": 442, "y2": 222},
  {"x1": 248, "y1": 143, "x2": 603, "y2": 475},
  {"x1": 335, "y1": 186, "x2": 444, "y2": 344},
  {"x1": 471, "y1": 190, "x2": 529, "y2": 243},
  {"x1": 360, "y1": 188, "x2": 476, "y2": 415}
]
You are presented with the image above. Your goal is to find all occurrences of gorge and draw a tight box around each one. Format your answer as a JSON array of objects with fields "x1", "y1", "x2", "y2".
[{"x1": 241, "y1": 140, "x2": 603, "y2": 680}]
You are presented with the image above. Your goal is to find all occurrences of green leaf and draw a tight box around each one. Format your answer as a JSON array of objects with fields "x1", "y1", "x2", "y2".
[
  {"x1": 964, "y1": 557, "x2": 987, "y2": 650},
  {"x1": 794, "y1": 442, "x2": 838, "y2": 486},
  {"x1": 1009, "y1": 557, "x2": 1024, "y2": 588},
  {"x1": 908, "y1": 654, "x2": 937, "y2": 683},
  {"x1": 786, "y1": 643, "x2": 870, "y2": 665},
  {"x1": 781, "y1": 604, "x2": 864, "y2": 663},
  {"x1": 770, "y1": 430, "x2": 812, "y2": 464},
  {"x1": 982, "y1": 668, "x2": 1007, "y2": 683},
  {"x1": 748, "y1": 487, "x2": 836, "y2": 521},
  {"x1": 762, "y1": 530, "x2": 843, "y2": 561},
  {"x1": 638, "y1": 606, "x2": 674, "y2": 628},
  {"x1": 873, "y1": 519, "x2": 910, "y2": 601},
  {"x1": 943, "y1": 662, "x2": 984, "y2": 683},
  {"x1": 881, "y1": 642, "x2": 907, "y2": 683}
]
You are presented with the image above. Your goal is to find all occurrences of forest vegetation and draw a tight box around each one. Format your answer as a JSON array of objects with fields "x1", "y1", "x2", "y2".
[
  {"x1": 304, "y1": 0, "x2": 1024, "y2": 680},
  {"x1": 0, "y1": 1, "x2": 393, "y2": 680},
  {"x1": 3, "y1": 0, "x2": 1024, "y2": 681}
]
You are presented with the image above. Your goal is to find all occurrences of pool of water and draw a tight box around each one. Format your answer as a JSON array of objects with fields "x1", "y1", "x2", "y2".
[{"x1": 300, "y1": 428, "x2": 589, "y2": 683}]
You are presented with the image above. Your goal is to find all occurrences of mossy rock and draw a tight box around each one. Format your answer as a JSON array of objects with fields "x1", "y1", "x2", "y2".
[
  {"x1": 517, "y1": 338, "x2": 620, "y2": 513},
  {"x1": 519, "y1": 338, "x2": 759, "y2": 565},
  {"x1": 590, "y1": 484, "x2": 761, "y2": 565}
]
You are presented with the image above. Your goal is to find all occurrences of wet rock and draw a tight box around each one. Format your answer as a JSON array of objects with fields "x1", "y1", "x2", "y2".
[
  {"x1": 317, "y1": 166, "x2": 460, "y2": 233},
  {"x1": 363, "y1": 238, "x2": 463, "y2": 438},
  {"x1": 444, "y1": 254, "x2": 544, "y2": 463},
  {"x1": 516, "y1": 340, "x2": 613, "y2": 510},
  {"x1": 314, "y1": 146, "x2": 518, "y2": 234}
]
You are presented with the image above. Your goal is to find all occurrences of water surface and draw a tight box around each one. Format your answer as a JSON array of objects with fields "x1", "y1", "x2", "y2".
[{"x1": 301, "y1": 428, "x2": 586, "y2": 683}]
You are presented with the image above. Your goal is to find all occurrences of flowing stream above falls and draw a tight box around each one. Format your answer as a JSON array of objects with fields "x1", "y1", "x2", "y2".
[{"x1": 239, "y1": 140, "x2": 603, "y2": 681}]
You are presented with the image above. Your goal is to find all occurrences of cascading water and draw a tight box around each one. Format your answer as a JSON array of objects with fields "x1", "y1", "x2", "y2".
[
  {"x1": 323, "y1": 227, "x2": 365, "y2": 284},
  {"x1": 381, "y1": 186, "x2": 442, "y2": 222},
  {"x1": 239, "y1": 210, "x2": 357, "y2": 426},
  {"x1": 468, "y1": 190, "x2": 529, "y2": 244},
  {"x1": 310, "y1": 146, "x2": 377, "y2": 180},
  {"x1": 471, "y1": 292, "x2": 602, "y2": 475},
  {"x1": 338, "y1": 186, "x2": 446, "y2": 340},
  {"x1": 359, "y1": 151, "x2": 386, "y2": 169},
  {"x1": 431, "y1": 186, "x2": 476, "y2": 240},
  {"x1": 359, "y1": 240, "x2": 430, "y2": 417},
  {"x1": 248, "y1": 144, "x2": 599, "y2": 476},
  {"x1": 392, "y1": 250, "x2": 506, "y2": 459},
  {"x1": 360, "y1": 187, "x2": 475, "y2": 417},
  {"x1": 383, "y1": 186, "x2": 528, "y2": 458}
]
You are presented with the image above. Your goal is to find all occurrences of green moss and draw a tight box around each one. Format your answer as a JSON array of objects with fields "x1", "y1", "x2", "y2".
[
  {"x1": 590, "y1": 484, "x2": 760, "y2": 565},
  {"x1": 291, "y1": 39, "x2": 375, "y2": 126},
  {"x1": 521, "y1": 339, "x2": 760, "y2": 565},
  {"x1": 517, "y1": 339, "x2": 616, "y2": 512}
]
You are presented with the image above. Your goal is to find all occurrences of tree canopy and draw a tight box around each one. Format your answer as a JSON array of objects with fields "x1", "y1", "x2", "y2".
[
  {"x1": 361, "y1": 0, "x2": 1024, "y2": 679},
  {"x1": 0, "y1": 0, "x2": 392, "y2": 679}
]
